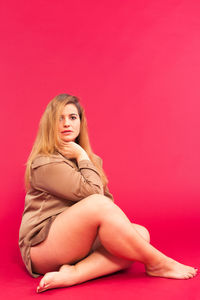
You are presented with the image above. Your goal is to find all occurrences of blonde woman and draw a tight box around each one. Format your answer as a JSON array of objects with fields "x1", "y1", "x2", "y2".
[{"x1": 19, "y1": 94, "x2": 198, "y2": 293}]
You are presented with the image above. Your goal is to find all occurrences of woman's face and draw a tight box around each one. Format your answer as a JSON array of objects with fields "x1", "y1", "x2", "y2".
[{"x1": 58, "y1": 103, "x2": 81, "y2": 143}]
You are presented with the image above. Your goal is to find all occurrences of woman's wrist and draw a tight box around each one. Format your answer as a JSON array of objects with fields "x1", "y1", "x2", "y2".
[{"x1": 77, "y1": 152, "x2": 90, "y2": 163}]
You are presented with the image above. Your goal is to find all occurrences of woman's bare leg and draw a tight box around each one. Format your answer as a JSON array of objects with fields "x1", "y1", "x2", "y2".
[
  {"x1": 31, "y1": 195, "x2": 197, "y2": 293},
  {"x1": 37, "y1": 224, "x2": 150, "y2": 292}
]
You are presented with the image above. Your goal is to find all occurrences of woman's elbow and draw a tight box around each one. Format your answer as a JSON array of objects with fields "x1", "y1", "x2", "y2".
[{"x1": 91, "y1": 185, "x2": 104, "y2": 195}]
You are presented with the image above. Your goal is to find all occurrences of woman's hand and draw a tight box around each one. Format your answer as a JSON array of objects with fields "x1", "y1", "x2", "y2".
[{"x1": 58, "y1": 141, "x2": 90, "y2": 162}]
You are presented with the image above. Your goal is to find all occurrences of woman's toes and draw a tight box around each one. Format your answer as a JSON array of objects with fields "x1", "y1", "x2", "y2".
[
  {"x1": 190, "y1": 268, "x2": 196, "y2": 274},
  {"x1": 37, "y1": 282, "x2": 49, "y2": 293},
  {"x1": 188, "y1": 271, "x2": 196, "y2": 278},
  {"x1": 193, "y1": 269, "x2": 198, "y2": 276},
  {"x1": 185, "y1": 271, "x2": 194, "y2": 279},
  {"x1": 35, "y1": 268, "x2": 78, "y2": 293},
  {"x1": 36, "y1": 273, "x2": 52, "y2": 293},
  {"x1": 190, "y1": 268, "x2": 197, "y2": 277},
  {"x1": 37, "y1": 285, "x2": 45, "y2": 293}
]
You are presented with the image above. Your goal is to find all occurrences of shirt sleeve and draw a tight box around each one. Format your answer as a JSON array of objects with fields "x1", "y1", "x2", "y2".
[
  {"x1": 31, "y1": 159, "x2": 104, "y2": 202},
  {"x1": 104, "y1": 184, "x2": 114, "y2": 202},
  {"x1": 94, "y1": 154, "x2": 115, "y2": 202}
]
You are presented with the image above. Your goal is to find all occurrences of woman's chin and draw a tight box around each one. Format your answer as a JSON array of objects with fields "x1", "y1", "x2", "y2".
[{"x1": 61, "y1": 137, "x2": 76, "y2": 143}]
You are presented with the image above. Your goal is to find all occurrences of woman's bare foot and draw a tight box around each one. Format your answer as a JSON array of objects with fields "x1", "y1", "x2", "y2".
[
  {"x1": 146, "y1": 257, "x2": 198, "y2": 279},
  {"x1": 36, "y1": 257, "x2": 198, "y2": 292},
  {"x1": 37, "y1": 264, "x2": 79, "y2": 293}
]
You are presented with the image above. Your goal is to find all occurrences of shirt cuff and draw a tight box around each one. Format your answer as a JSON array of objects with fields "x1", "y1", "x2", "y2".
[{"x1": 78, "y1": 160, "x2": 101, "y2": 176}]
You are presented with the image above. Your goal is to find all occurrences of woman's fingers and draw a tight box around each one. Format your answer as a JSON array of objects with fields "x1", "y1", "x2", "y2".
[{"x1": 58, "y1": 142, "x2": 84, "y2": 159}]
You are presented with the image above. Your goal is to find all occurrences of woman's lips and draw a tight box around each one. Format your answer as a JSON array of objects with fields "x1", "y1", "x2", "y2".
[{"x1": 61, "y1": 130, "x2": 73, "y2": 135}]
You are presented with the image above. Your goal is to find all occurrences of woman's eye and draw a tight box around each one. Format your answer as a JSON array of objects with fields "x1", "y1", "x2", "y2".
[{"x1": 59, "y1": 115, "x2": 77, "y2": 121}]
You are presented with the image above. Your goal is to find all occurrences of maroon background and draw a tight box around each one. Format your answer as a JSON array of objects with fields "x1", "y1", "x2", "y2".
[{"x1": 0, "y1": 0, "x2": 199, "y2": 299}]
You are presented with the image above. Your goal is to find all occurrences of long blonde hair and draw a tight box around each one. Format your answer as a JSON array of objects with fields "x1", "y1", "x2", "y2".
[{"x1": 25, "y1": 94, "x2": 108, "y2": 191}]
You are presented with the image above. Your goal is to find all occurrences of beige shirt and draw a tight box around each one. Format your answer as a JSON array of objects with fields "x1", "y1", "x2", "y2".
[{"x1": 18, "y1": 151, "x2": 114, "y2": 277}]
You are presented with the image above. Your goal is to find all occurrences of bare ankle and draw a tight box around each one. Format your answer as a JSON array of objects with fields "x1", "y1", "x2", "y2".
[{"x1": 145, "y1": 255, "x2": 170, "y2": 271}]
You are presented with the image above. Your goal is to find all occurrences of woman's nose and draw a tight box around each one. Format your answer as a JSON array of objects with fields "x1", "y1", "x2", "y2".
[{"x1": 64, "y1": 118, "x2": 70, "y2": 127}]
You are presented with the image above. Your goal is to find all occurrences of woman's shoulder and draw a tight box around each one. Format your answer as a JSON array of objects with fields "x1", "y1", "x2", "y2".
[{"x1": 31, "y1": 152, "x2": 74, "y2": 169}]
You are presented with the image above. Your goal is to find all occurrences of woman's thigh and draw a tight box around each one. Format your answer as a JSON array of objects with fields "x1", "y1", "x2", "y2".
[{"x1": 30, "y1": 194, "x2": 114, "y2": 274}]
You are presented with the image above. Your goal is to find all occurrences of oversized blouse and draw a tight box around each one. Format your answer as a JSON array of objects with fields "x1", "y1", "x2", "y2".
[{"x1": 18, "y1": 151, "x2": 114, "y2": 278}]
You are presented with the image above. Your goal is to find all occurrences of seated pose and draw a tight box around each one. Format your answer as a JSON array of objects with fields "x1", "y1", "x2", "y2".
[{"x1": 19, "y1": 93, "x2": 198, "y2": 293}]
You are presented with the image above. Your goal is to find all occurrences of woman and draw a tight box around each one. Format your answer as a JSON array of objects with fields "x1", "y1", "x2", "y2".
[{"x1": 19, "y1": 93, "x2": 198, "y2": 293}]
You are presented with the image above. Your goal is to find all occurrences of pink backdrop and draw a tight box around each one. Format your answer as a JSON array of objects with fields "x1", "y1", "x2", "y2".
[{"x1": 0, "y1": 0, "x2": 200, "y2": 299}]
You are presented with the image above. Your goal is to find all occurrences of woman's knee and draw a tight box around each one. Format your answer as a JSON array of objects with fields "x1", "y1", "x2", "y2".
[
  {"x1": 143, "y1": 226, "x2": 150, "y2": 243},
  {"x1": 133, "y1": 223, "x2": 151, "y2": 243},
  {"x1": 81, "y1": 194, "x2": 115, "y2": 214}
]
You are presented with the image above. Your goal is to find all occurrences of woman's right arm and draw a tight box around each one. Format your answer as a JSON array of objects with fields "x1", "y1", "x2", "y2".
[
  {"x1": 31, "y1": 142, "x2": 104, "y2": 201},
  {"x1": 31, "y1": 158, "x2": 104, "y2": 201}
]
